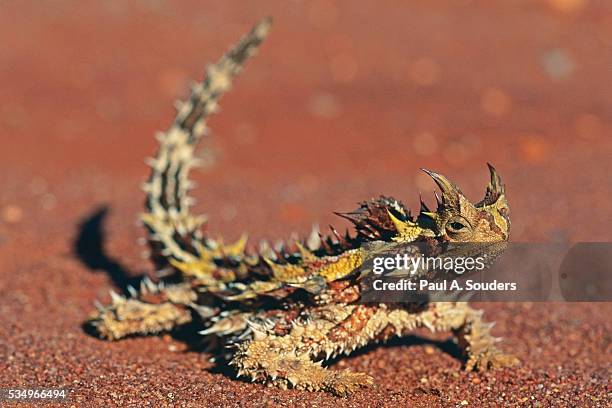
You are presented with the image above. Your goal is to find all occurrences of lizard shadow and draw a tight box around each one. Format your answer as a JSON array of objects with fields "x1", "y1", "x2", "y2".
[
  {"x1": 74, "y1": 205, "x2": 144, "y2": 294},
  {"x1": 76, "y1": 205, "x2": 143, "y2": 338},
  {"x1": 323, "y1": 334, "x2": 464, "y2": 367}
]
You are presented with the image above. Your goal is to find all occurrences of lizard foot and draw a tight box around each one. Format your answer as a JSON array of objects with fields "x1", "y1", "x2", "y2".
[
  {"x1": 466, "y1": 348, "x2": 519, "y2": 372},
  {"x1": 324, "y1": 369, "x2": 374, "y2": 396}
]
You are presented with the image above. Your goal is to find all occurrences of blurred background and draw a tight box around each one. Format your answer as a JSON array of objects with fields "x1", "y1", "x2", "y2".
[
  {"x1": 1, "y1": 2, "x2": 610, "y2": 405},
  {"x1": 1, "y1": 0, "x2": 610, "y2": 250}
]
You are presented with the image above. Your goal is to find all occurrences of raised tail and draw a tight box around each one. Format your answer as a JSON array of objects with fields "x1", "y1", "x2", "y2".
[{"x1": 140, "y1": 18, "x2": 272, "y2": 272}]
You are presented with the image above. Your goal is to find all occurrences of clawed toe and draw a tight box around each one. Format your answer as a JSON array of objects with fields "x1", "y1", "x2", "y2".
[
  {"x1": 466, "y1": 350, "x2": 518, "y2": 372},
  {"x1": 326, "y1": 370, "x2": 374, "y2": 396}
]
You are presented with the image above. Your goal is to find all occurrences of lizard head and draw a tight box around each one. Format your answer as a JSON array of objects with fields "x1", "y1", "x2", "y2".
[
  {"x1": 416, "y1": 164, "x2": 509, "y2": 243},
  {"x1": 337, "y1": 164, "x2": 509, "y2": 245},
  {"x1": 382, "y1": 164, "x2": 509, "y2": 244}
]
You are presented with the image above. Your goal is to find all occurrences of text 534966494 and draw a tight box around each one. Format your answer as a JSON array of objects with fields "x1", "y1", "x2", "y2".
[{"x1": 1, "y1": 388, "x2": 69, "y2": 401}]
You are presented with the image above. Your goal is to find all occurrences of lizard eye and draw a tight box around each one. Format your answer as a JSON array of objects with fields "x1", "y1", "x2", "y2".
[
  {"x1": 445, "y1": 216, "x2": 472, "y2": 235},
  {"x1": 449, "y1": 221, "x2": 466, "y2": 230}
]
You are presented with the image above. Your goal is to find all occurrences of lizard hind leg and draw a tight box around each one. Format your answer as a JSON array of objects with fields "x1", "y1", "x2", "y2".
[{"x1": 87, "y1": 280, "x2": 199, "y2": 340}]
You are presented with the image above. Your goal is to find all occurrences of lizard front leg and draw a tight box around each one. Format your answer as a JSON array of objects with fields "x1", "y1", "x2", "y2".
[
  {"x1": 230, "y1": 336, "x2": 372, "y2": 396},
  {"x1": 88, "y1": 280, "x2": 196, "y2": 340},
  {"x1": 451, "y1": 305, "x2": 519, "y2": 371},
  {"x1": 399, "y1": 302, "x2": 518, "y2": 371},
  {"x1": 229, "y1": 304, "x2": 382, "y2": 395}
]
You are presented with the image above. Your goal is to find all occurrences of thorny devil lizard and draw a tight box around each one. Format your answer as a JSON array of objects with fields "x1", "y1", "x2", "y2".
[{"x1": 87, "y1": 17, "x2": 517, "y2": 395}]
